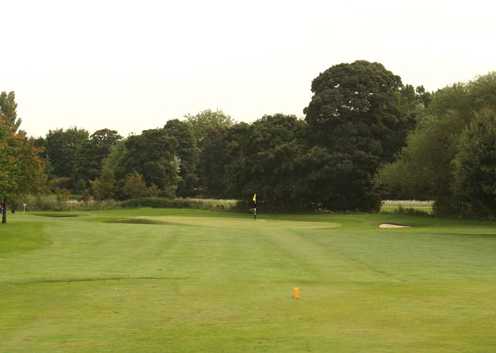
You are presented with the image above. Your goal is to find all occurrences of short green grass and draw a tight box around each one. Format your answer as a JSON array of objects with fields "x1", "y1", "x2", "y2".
[{"x1": 1, "y1": 208, "x2": 496, "y2": 353}]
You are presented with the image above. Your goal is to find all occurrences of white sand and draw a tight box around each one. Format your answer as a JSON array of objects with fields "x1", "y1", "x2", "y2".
[{"x1": 379, "y1": 223, "x2": 410, "y2": 229}]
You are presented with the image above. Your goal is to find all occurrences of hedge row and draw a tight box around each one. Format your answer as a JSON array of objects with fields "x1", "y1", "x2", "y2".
[{"x1": 120, "y1": 197, "x2": 240, "y2": 210}]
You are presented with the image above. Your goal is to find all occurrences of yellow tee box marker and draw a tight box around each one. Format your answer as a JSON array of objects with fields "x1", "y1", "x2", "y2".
[{"x1": 292, "y1": 287, "x2": 301, "y2": 300}]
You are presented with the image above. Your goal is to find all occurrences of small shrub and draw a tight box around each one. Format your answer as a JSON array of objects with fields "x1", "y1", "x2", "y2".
[
  {"x1": 19, "y1": 194, "x2": 121, "y2": 211},
  {"x1": 121, "y1": 197, "x2": 239, "y2": 211}
]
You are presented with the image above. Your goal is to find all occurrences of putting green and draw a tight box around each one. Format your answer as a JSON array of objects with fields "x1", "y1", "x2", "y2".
[{"x1": 1, "y1": 208, "x2": 496, "y2": 353}]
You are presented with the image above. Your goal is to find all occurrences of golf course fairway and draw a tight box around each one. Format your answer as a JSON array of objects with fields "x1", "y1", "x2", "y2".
[{"x1": 1, "y1": 208, "x2": 495, "y2": 353}]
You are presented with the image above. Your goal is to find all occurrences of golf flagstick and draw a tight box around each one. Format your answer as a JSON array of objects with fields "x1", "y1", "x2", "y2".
[{"x1": 253, "y1": 193, "x2": 256, "y2": 220}]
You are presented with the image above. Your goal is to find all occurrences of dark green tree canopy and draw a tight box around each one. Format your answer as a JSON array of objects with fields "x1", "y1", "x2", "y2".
[
  {"x1": 379, "y1": 72, "x2": 496, "y2": 215},
  {"x1": 304, "y1": 60, "x2": 410, "y2": 162},
  {"x1": 119, "y1": 128, "x2": 179, "y2": 197},
  {"x1": 223, "y1": 114, "x2": 306, "y2": 208},
  {"x1": 46, "y1": 128, "x2": 89, "y2": 191},
  {"x1": 453, "y1": 110, "x2": 496, "y2": 217},
  {"x1": 80, "y1": 129, "x2": 122, "y2": 184},
  {"x1": 164, "y1": 119, "x2": 199, "y2": 197},
  {"x1": 302, "y1": 61, "x2": 418, "y2": 210}
]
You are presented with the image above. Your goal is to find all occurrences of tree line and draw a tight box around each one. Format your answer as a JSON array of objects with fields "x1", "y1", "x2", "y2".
[
  {"x1": 379, "y1": 72, "x2": 496, "y2": 217},
  {"x1": 2, "y1": 60, "x2": 496, "y2": 222}
]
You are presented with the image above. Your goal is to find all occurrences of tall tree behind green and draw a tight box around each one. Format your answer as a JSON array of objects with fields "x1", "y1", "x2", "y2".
[
  {"x1": 164, "y1": 119, "x2": 199, "y2": 197},
  {"x1": 91, "y1": 142, "x2": 127, "y2": 200},
  {"x1": 197, "y1": 126, "x2": 230, "y2": 197},
  {"x1": 221, "y1": 122, "x2": 254, "y2": 198},
  {"x1": 185, "y1": 110, "x2": 234, "y2": 197},
  {"x1": 379, "y1": 72, "x2": 496, "y2": 215},
  {"x1": 80, "y1": 129, "x2": 121, "y2": 186},
  {"x1": 185, "y1": 110, "x2": 233, "y2": 147},
  {"x1": 118, "y1": 129, "x2": 179, "y2": 198},
  {"x1": 223, "y1": 114, "x2": 307, "y2": 209},
  {"x1": 46, "y1": 128, "x2": 89, "y2": 192},
  {"x1": 452, "y1": 109, "x2": 496, "y2": 217},
  {"x1": 303, "y1": 60, "x2": 416, "y2": 211}
]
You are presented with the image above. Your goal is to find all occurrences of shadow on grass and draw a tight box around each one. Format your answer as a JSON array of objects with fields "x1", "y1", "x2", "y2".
[
  {"x1": 7, "y1": 276, "x2": 191, "y2": 285},
  {"x1": 104, "y1": 218, "x2": 197, "y2": 227},
  {"x1": 32, "y1": 213, "x2": 80, "y2": 218}
]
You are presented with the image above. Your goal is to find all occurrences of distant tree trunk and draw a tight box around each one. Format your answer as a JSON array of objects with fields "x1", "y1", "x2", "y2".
[{"x1": 1, "y1": 198, "x2": 7, "y2": 224}]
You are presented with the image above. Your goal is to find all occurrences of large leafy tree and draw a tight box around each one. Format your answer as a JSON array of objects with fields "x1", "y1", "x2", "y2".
[
  {"x1": 197, "y1": 125, "x2": 230, "y2": 197},
  {"x1": 185, "y1": 109, "x2": 233, "y2": 148},
  {"x1": 90, "y1": 142, "x2": 127, "y2": 200},
  {"x1": 303, "y1": 60, "x2": 415, "y2": 210},
  {"x1": 118, "y1": 129, "x2": 179, "y2": 197},
  {"x1": 0, "y1": 111, "x2": 45, "y2": 224},
  {"x1": 46, "y1": 128, "x2": 89, "y2": 191},
  {"x1": 452, "y1": 110, "x2": 496, "y2": 217},
  {"x1": 379, "y1": 72, "x2": 496, "y2": 215},
  {"x1": 222, "y1": 122, "x2": 255, "y2": 198},
  {"x1": 225, "y1": 114, "x2": 307, "y2": 209},
  {"x1": 163, "y1": 119, "x2": 199, "y2": 197},
  {"x1": 80, "y1": 129, "x2": 121, "y2": 186},
  {"x1": 185, "y1": 110, "x2": 234, "y2": 197}
]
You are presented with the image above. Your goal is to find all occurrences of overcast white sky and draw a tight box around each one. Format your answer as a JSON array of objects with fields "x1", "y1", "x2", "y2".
[{"x1": 1, "y1": 0, "x2": 495, "y2": 137}]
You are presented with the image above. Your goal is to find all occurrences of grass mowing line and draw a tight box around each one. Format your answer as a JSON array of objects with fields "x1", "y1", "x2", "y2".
[{"x1": 288, "y1": 226, "x2": 404, "y2": 283}]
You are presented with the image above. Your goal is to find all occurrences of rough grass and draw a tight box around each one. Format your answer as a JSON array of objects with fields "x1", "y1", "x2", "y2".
[
  {"x1": 1, "y1": 209, "x2": 496, "y2": 352},
  {"x1": 381, "y1": 200, "x2": 434, "y2": 214}
]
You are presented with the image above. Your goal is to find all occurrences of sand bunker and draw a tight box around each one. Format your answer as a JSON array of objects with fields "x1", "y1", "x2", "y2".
[{"x1": 379, "y1": 223, "x2": 410, "y2": 229}]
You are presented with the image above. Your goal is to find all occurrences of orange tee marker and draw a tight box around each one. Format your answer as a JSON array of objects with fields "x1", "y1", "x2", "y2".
[{"x1": 292, "y1": 287, "x2": 301, "y2": 300}]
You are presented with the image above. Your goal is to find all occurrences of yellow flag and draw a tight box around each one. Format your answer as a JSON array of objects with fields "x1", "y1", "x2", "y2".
[{"x1": 252, "y1": 193, "x2": 256, "y2": 203}]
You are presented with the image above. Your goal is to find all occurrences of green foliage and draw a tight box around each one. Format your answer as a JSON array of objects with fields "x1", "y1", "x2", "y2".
[
  {"x1": 185, "y1": 110, "x2": 233, "y2": 198},
  {"x1": 118, "y1": 129, "x2": 179, "y2": 197},
  {"x1": 90, "y1": 168, "x2": 116, "y2": 201},
  {"x1": 44, "y1": 128, "x2": 120, "y2": 194},
  {"x1": 164, "y1": 119, "x2": 199, "y2": 196},
  {"x1": 303, "y1": 60, "x2": 418, "y2": 210},
  {"x1": 298, "y1": 147, "x2": 382, "y2": 211},
  {"x1": 122, "y1": 173, "x2": 159, "y2": 199},
  {"x1": 453, "y1": 110, "x2": 496, "y2": 217},
  {"x1": 304, "y1": 60, "x2": 413, "y2": 162},
  {"x1": 0, "y1": 91, "x2": 21, "y2": 132},
  {"x1": 46, "y1": 128, "x2": 89, "y2": 191},
  {"x1": 80, "y1": 129, "x2": 121, "y2": 184},
  {"x1": 380, "y1": 72, "x2": 496, "y2": 216},
  {"x1": 381, "y1": 200, "x2": 433, "y2": 215},
  {"x1": 19, "y1": 194, "x2": 120, "y2": 211},
  {"x1": 120, "y1": 197, "x2": 239, "y2": 210},
  {"x1": 185, "y1": 109, "x2": 233, "y2": 147},
  {"x1": 377, "y1": 112, "x2": 462, "y2": 202},
  {"x1": 0, "y1": 102, "x2": 45, "y2": 223},
  {"x1": 224, "y1": 115, "x2": 308, "y2": 209},
  {"x1": 197, "y1": 125, "x2": 230, "y2": 197}
]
